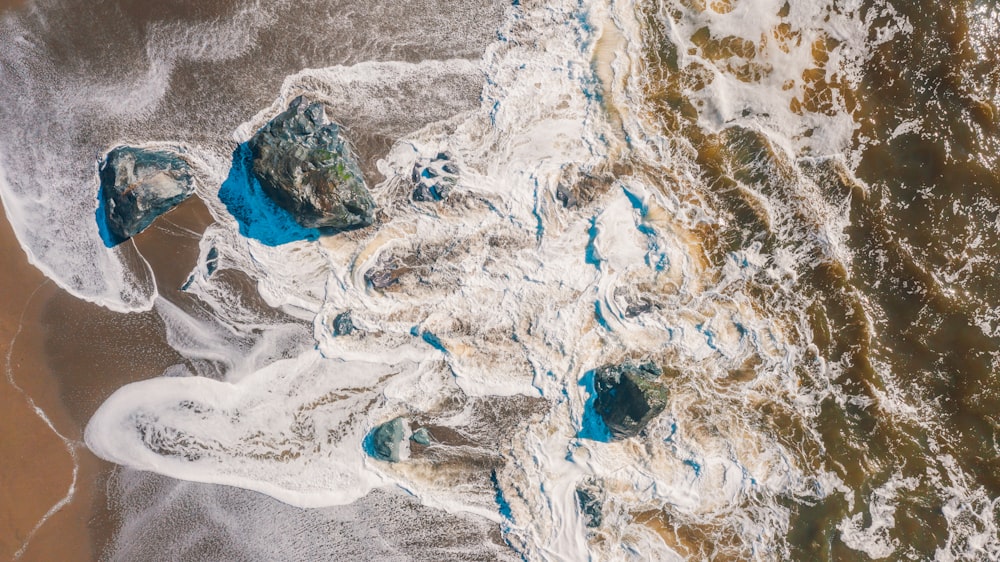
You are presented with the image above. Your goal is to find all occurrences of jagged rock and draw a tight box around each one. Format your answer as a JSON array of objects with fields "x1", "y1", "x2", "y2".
[
  {"x1": 410, "y1": 427, "x2": 431, "y2": 446},
  {"x1": 99, "y1": 146, "x2": 195, "y2": 240},
  {"x1": 575, "y1": 483, "x2": 604, "y2": 528},
  {"x1": 411, "y1": 151, "x2": 459, "y2": 202},
  {"x1": 593, "y1": 362, "x2": 668, "y2": 439},
  {"x1": 248, "y1": 96, "x2": 375, "y2": 230},
  {"x1": 368, "y1": 417, "x2": 406, "y2": 462},
  {"x1": 332, "y1": 311, "x2": 355, "y2": 336}
]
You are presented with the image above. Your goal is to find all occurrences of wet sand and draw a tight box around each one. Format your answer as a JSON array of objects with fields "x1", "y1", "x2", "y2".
[
  {"x1": 0, "y1": 201, "x2": 92, "y2": 561},
  {"x1": 0, "y1": 195, "x2": 215, "y2": 560},
  {"x1": 0, "y1": 0, "x2": 26, "y2": 13}
]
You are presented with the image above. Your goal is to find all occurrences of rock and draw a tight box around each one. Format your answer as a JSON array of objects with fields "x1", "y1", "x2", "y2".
[
  {"x1": 575, "y1": 483, "x2": 603, "y2": 528},
  {"x1": 368, "y1": 417, "x2": 406, "y2": 462},
  {"x1": 410, "y1": 427, "x2": 431, "y2": 446},
  {"x1": 555, "y1": 184, "x2": 579, "y2": 208},
  {"x1": 555, "y1": 167, "x2": 617, "y2": 209},
  {"x1": 248, "y1": 96, "x2": 375, "y2": 230},
  {"x1": 593, "y1": 362, "x2": 667, "y2": 440},
  {"x1": 412, "y1": 181, "x2": 439, "y2": 202},
  {"x1": 205, "y1": 246, "x2": 219, "y2": 276},
  {"x1": 365, "y1": 266, "x2": 401, "y2": 290},
  {"x1": 624, "y1": 297, "x2": 653, "y2": 317},
  {"x1": 99, "y1": 146, "x2": 195, "y2": 240},
  {"x1": 411, "y1": 152, "x2": 459, "y2": 202},
  {"x1": 332, "y1": 311, "x2": 355, "y2": 336}
]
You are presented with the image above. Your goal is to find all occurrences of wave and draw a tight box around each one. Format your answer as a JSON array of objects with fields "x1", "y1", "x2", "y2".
[{"x1": 2, "y1": 0, "x2": 997, "y2": 559}]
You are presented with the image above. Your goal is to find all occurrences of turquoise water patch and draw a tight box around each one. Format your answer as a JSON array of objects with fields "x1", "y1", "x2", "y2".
[
  {"x1": 577, "y1": 369, "x2": 612, "y2": 443},
  {"x1": 218, "y1": 144, "x2": 319, "y2": 246}
]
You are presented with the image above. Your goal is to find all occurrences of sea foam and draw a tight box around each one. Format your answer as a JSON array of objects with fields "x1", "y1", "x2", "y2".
[{"x1": 84, "y1": 1, "x2": 820, "y2": 559}]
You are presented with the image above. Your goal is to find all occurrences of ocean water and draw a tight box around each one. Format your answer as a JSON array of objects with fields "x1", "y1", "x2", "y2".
[{"x1": 1, "y1": 0, "x2": 998, "y2": 560}]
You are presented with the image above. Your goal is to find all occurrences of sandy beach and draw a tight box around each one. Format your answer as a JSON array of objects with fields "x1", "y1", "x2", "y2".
[
  {"x1": 0, "y1": 193, "x2": 215, "y2": 560},
  {"x1": 0, "y1": 198, "x2": 93, "y2": 561}
]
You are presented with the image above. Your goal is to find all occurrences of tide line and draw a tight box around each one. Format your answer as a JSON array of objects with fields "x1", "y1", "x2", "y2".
[{"x1": 4, "y1": 280, "x2": 81, "y2": 561}]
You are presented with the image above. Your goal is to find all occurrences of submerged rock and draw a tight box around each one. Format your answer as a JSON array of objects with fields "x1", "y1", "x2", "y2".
[
  {"x1": 249, "y1": 96, "x2": 375, "y2": 230},
  {"x1": 593, "y1": 362, "x2": 668, "y2": 440},
  {"x1": 575, "y1": 482, "x2": 604, "y2": 528},
  {"x1": 555, "y1": 168, "x2": 616, "y2": 209},
  {"x1": 99, "y1": 146, "x2": 195, "y2": 240},
  {"x1": 368, "y1": 417, "x2": 406, "y2": 462},
  {"x1": 410, "y1": 427, "x2": 431, "y2": 446}
]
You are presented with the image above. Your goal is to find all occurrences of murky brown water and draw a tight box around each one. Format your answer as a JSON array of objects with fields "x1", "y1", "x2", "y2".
[{"x1": 637, "y1": 0, "x2": 999, "y2": 558}]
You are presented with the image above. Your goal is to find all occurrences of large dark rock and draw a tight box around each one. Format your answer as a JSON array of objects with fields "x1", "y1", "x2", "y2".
[
  {"x1": 248, "y1": 96, "x2": 375, "y2": 230},
  {"x1": 99, "y1": 146, "x2": 195, "y2": 240},
  {"x1": 593, "y1": 362, "x2": 668, "y2": 440},
  {"x1": 368, "y1": 417, "x2": 406, "y2": 462}
]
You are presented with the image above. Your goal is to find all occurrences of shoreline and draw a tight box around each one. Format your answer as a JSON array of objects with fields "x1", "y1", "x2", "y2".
[
  {"x1": 0, "y1": 194, "x2": 215, "y2": 560},
  {"x1": 0, "y1": 200, "x2": 94, "y2": 561}
]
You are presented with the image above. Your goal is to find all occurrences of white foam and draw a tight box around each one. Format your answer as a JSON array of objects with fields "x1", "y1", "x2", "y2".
[
  {"x1": 639, "y1": 0, "x2": 879, "y2": 158},
  {"x1": 0, "y1": 152, "x2": 158, "y2": 313},
  {"x1": 234, "y1": 58, "x2": 486, "y2": 142},
  {"x1": 81, "y1": 2, "x2": 835, "y2": 558},
  {"x1": 86, "y1": 352, "x2": 396, "y2": 507},
  {"x1": 932, "y1": 455, "x2": 1000, "y2": 562},
  {"x1": 838, "y1": 473, "x2": 919, "y2": 559}
]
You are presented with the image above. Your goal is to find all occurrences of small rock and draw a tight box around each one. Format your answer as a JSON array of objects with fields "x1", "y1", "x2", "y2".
[
  {"x1": 365, "y1": 266, "x2": 401, "y2": 290},
  {"x1": 555, "y1": 168, "x2": 615, "y2": 209},
  {"x1": 593, "y1": 362, "x2": 668, "y2": 440},
  {"x1": 99, "y1": 146, "x2": 195, "y2": 240},
  {"x1": 575, "y1": 483, "x2": 603, "y2": 528},
  {"x1": 555, "y1": 184, "x2": 578, "y2": 208},
  {"x1": 205, "y1": 246, "x2": 219, "y2": 276},
  {"x1": 368, "y1": 417, "x2": 407, "y2": 462},
  {"x1": 410, "y1": 427, "x2": 431, "y2": 446},
  {"x1": 412, "y1": 181, "x2": 439, "y2": 202},
  {"x1": 249, "y1": 96, "x2": 375, "y2": 230},
  {"x1": 411, "y1": 152, "x2": 459, "y2": 202},
  {"x1": 625, "y1": 297, "x2": 652, "y2": 317},
  {"x1": 332, "y1": 311, "x2": 355, "y2": 336}
]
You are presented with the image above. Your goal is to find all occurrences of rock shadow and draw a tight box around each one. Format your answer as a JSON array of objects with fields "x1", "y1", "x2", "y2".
[
  {"x1": 95, "y1": 189, "x2": 125, "y2": 248},
  {"x1": 218, "y1": 143, "x2": 320, "y2": 246},
  {"x1": 577, "y1": 369, "x2": 612, "y2": 443}
]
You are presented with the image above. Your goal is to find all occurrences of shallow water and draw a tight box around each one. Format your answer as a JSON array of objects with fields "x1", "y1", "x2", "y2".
[{"x1": 1, "y1": 0, "x2": 998, "y2": 559}]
